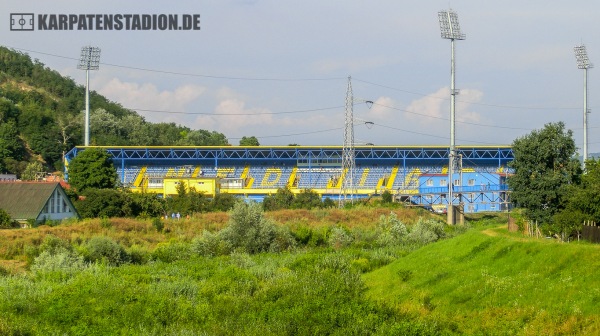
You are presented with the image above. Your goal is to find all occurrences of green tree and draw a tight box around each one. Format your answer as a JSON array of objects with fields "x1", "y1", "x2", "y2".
[
  {"x1": 67, "y1": 148, "x2": 118, "y2": 192},
  {"x1": 0, "y1": 119, "x2": 26, "y2": 171},
  {"x1": 128, "y1": 192, "x2": 166, "y2": 218},
  {"x1": 21, "y1": 161, "x2": 44, "y2": 181},
  {"x1": 211, "y1": 193, "x2": 236, "y2": 212},
  {"x1": 507, "y1": 122, "x2": 582, "y2": 225},
  {"x1": 263, "y1": 187, "x2": 294, "y2": 211},
  {"x1": 239, "y1": 136, "x2": 260, "y2": 146},
  {"x1": 75, "y1": 188, "x2": 130, "y2": 218},
  {"x1": 0, "y1": 98, "x2": 19, "y2": 122},
  {"x1": 177, "y1": 129, "x2": 229, "y2": 146},
  {"x1": 381, "y1": 190, "x2": 393, "y2": 204},
  {"x1": 292, "y1": 189, "x2": 322, "y2": 209},
  {"x1": 0, "y1": 208, "x2": 16, "y2": 229},
  {"x1": 121, "y1": 114, "x2": 154, "y2": 146},
  {"x1": 551, "y1": 159, "x2": 600, "y2": 240},
  {"x1": 90, "y1": 108, "x2": 128, "y2": 145}
]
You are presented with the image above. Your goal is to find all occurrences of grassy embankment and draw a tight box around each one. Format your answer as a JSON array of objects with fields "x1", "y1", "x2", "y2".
[{"x1": 365, "y1": 223, "x2": 600, "y2": 335}]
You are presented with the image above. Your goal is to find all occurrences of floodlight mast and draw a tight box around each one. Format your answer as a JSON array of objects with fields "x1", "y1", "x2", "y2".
[
  {"x1": 438, "y1": 9, "x2": 465, "y2": 224},
  {"x1": 77, "y1": 46, "x2": 101, "y2": 146},
  {"x1": 574, "y1": 45, "x2": 593, "y2": 165}
]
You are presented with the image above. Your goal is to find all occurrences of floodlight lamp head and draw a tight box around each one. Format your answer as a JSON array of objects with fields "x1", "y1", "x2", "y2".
[
  {"x1": 574, "y1": 45, "x2": 593, "y2": 69},
  {"x1": 77, "y1": 46, "x2": 101, "y2": 71},
  {"x1": 438, "y1": 10, "x2": 465, "y2": 40}
]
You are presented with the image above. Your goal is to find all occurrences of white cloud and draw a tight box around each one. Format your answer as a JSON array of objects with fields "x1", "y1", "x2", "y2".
[
  {"x1": 193, "y1": 87, "x2": 274, "y2": 134},
  {"x1": 404, "y1": 88, "x2": 448, "y2": 123},
  {"x1": 455, "y1": 89, "x2": 484, "y2": 124},
  {"x1": 97, "y1": 78, "x2": 206, "y2": 123},
  {"x1": 364, "y1": 96, "x2": 396, "y2": 120},
  {"x1": 403, "y1": 87, "x2": 484, "y2": 125}
]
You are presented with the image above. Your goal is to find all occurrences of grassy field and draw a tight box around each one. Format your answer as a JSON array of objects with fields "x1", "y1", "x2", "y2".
[
  {"x1": 0, "y1": 206, "x2": 425, "y2": 273},
  {"x1": 1, "y1": 207, "x2": 598, "y2": 334},
  {"x1": 364, "y1": 223, "x2": 600, "y2": 335}
]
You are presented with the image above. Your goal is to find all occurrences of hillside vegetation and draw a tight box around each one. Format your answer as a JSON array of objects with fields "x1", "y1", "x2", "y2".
[
  {"x1": 364, "y1": 224, "x2": 600, "y2": 335},
  {"x1": 0, "y1": 46, "x2": 229, "y2": 176}
]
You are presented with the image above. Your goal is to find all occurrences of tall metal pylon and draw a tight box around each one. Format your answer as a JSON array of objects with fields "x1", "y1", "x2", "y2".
[{"x1": 339, "y1": 76, "x2": 355, "y2": 207}]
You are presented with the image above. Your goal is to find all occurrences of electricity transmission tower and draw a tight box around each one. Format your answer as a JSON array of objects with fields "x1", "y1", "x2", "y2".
[{"x1": 339, "y1": 76, "x2": 355, "y2": 207}]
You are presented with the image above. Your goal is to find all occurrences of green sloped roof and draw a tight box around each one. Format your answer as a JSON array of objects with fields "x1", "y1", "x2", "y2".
[{"x1": 0, "y1": 182, "x2": 58, "y2": 220}]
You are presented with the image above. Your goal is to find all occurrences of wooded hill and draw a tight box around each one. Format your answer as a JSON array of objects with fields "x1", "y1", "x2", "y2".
[{"x1": 0, "y1": 46, "x2": 228, "y2": 176}]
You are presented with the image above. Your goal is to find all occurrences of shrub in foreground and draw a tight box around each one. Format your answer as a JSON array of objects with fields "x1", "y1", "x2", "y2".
[
  {"x1": 220, "y1": 201, "x2": 295, "y2": 253},
  {"x1": 82, "y1": 236, "x2": 129, "y2": 265},
  {"x1": 407, "y1": 218, "x2": 446, "y2": 245}
]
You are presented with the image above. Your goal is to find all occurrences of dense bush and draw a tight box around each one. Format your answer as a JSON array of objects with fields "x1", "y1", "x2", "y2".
[
  {"x1": 82, "y1": 236, "x2": 129, "y2": 266},
  {"x1": 0, "y1": 209, "x2": 17, "y2": 229},
  {"x1": 129, "y1": 192, "x2": 166, "y2": 218},
  {"x1": 376, "y1": 212, "x2": 408, "y2": 246},
  {"x1": 290, "y1": 225, "x2": 329, "y2": 247},
  {"x1": 151, "y1": 217, "x2": 164, "y2": 232},
  {"x1": 328, "y1": 226, "x2": 354, "y2": 249},
  {"x1": 210, "y1": 193, "x2": 237, "y2": 212},
  {"x1": 165, "y1": 185, "x2": 210, "y2": 216},
  {"x1": 30, "y1": 250, "x2": 86, "y2": 279},
  {"x1": 76, "y1": 188, "x2": 130, "y2": 218},
  {"x1": 76, "y1": 189, "x2": 166, "y2": 219},
  {"x1": 150, "y1": 241, "x2": 191, "y2": 263},
  {"x1": 322, "y1": 197, "x2": 336, "y2": 208},
  {"x1": 291, "y1": 189, "x2": 323, "y2": 209},
  {"x1": 126, "y1": 244, "x2": 150, "y2": 265},
  {"x1": 262, "y1": 187, "x2": 294, "y2": 211},
  {"x1": 191, "y1": 231, "x2": 232, "y2": 257},
  {"x1": 220, "y1": 201, "x2": 295, "y2": 253},
  {"x1": 25, "y1": 234, "x2": 73, "y2": 265},
  {"x1": 407, "y1": 218, "x2": 446, "y2": 245},
  {"x1": 381, "y1": 190, "x2": 393, "y2": 203}
]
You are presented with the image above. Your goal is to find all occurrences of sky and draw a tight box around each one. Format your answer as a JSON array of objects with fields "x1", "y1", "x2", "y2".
[{"x1": 1, "y1": 1, "x2": 598, "y2": 152}]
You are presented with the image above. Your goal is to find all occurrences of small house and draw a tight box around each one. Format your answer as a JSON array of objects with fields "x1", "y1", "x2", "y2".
[{"x1": 0, "y1": 182, "x2": 79, "y2": 225}]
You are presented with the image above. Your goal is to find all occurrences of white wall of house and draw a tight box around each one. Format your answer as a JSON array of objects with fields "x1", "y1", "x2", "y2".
[{"x1": 37, "y1": 188, "x2": 77, "y2": 222}]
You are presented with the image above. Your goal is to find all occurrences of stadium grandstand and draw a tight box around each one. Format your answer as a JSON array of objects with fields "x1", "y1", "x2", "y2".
[{"x1": 64, "y1": 145, "x2": 514, "y2": 213}]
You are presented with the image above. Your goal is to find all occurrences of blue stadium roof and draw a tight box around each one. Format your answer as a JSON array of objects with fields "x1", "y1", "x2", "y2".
[{"x1": 65, "y1": 145, "x2": 513, "y2": 167}]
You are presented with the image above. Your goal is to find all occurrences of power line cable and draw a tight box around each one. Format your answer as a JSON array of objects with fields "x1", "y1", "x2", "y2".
[
  {"x1": 369, "y1": 101, "x2": 533, "y2": 131},
  {"x1": 9, "y1": 46, "x2": 344, "y2": 82},
  {"x1": 228, "y1": 127, "x2": 343, "y2": 140},
  {"x1": 134, "y1": 105, "x2": 343, "y2": 116},
  {"x1": 353, "y1": 77, "x2": 583, "y2": 111}
]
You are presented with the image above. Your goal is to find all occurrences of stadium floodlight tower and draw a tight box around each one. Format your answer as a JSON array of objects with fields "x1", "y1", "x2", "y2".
[
  {"x1": 77, "y1": 46, "x2": 101, "y2": 146},
  {"x1": 574, "y1": 44, "x2": 593, "y2": 165},
  {"x1": 438, "y1": 9, "x2": 465, "y2": 225},
  {"x1": 339, "y1": 76, "x2": 356, "y2": 208}
]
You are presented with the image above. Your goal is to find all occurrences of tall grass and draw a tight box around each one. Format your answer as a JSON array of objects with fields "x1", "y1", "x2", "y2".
[
  {"x1": 0, "y1": 249, "x2": 445, "y2": 335},
  {"x1": 364, "y1": 228, "x2": 600, "y2": 335}
]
